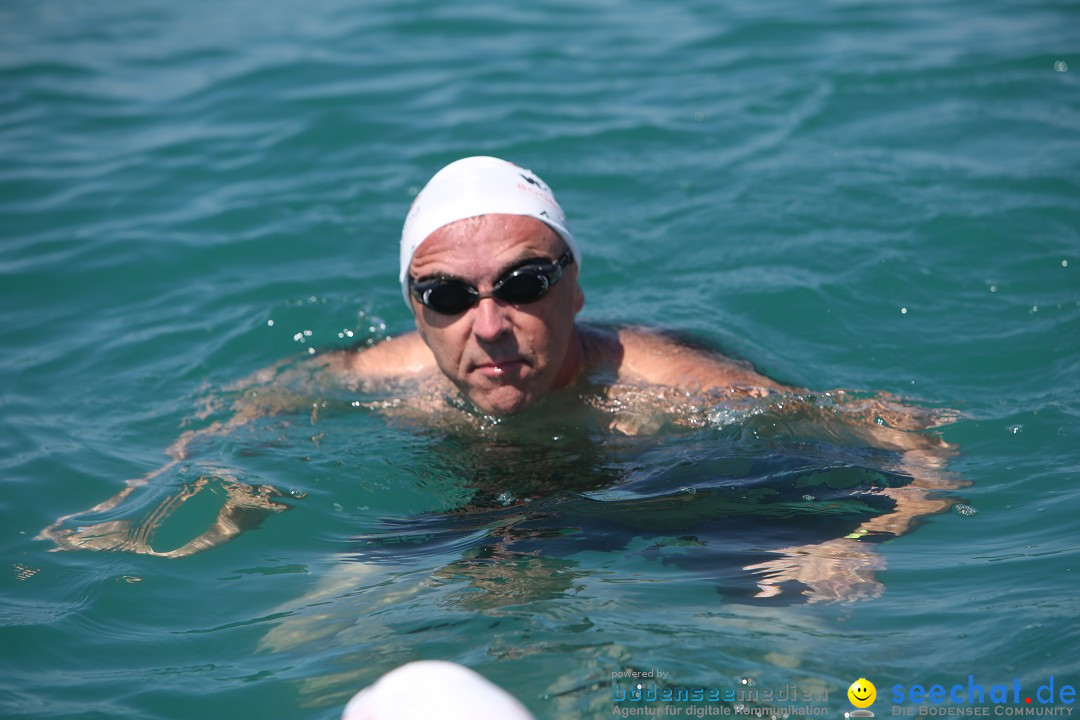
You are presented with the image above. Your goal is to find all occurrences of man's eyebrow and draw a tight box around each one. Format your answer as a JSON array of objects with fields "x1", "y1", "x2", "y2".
[
  {"x1": 413, "y1": 269, "x2": 465, "y2": 282},
  {"x1": 413, "y1": 253, "x2": 556, "y2": 283},
  {"x1": 498, "y1": 253, "x2": 554, "y2": 273},
  {"x1": 498, "y1": 241, "x2": 569, "y2": 273}
]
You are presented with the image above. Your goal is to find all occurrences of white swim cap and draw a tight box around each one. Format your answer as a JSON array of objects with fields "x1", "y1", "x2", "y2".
[{"x1": 399, "y1": 156, "x2": 580, "y2": 307}]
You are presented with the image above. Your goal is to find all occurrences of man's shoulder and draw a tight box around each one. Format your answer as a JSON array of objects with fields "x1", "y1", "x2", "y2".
[
  {"x1": 346, "y1": 332, "x2": 437, "y2": 379},
  {"x1": 582, "y1": 323, "x2": 785, "y2": 393}
]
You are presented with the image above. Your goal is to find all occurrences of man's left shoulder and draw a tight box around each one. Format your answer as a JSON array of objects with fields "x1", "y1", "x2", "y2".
[{"x1": 611, "y1": 326, "x2": 785, "y2": 393}]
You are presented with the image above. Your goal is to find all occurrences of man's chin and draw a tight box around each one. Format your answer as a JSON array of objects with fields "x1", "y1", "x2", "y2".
[{"x1": 467, "y1": 386, "x2": 536, "y2": 417}]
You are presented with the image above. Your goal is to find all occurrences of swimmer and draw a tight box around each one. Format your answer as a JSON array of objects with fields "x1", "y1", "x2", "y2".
[
  {"x1": 347, "y1": 156, "x2": 785, "y2": 416},
  {"x1": 39, "y1": 156, "x2": 961, "y2": 602}
]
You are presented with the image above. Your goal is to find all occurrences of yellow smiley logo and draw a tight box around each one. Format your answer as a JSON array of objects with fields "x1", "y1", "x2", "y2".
[{"x1": 848, "y1": 678, "x2": 876, "y2": 708}]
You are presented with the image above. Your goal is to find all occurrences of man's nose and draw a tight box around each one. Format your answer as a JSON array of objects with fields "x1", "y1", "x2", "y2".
[{"x1": 471, "y1": 297, "x2": 511, "y2": 343}]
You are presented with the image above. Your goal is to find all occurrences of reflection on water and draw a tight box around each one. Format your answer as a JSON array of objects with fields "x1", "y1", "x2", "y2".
[
  {"x1": 349, "y1": 417, "x2": 908, "y2": 597},
  {"x1": 230, "y1": 376, "x2": 957, "y2": 709},
  {"x1": 42, "y1": 357, "x2": 951, "y2": 577},
  {"x1": 34, "y1": 356, "x2": 959, "y2": 712}
]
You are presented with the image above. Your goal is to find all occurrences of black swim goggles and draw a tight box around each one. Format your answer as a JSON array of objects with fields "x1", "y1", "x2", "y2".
[{"x1": 409, "y1": 250, "x2": 574, "y2": 315}]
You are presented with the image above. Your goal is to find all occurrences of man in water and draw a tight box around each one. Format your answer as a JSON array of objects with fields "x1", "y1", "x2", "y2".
[
  {"x1": 42, "y1": 156, "x2": 957, "y2": 601},
  {"x1": 339, "y1": 156, "x2": 782, "y2": 418}
]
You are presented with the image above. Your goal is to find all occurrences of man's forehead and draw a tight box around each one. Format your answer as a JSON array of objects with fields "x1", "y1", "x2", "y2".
[{"x1": 411, "y1": 214, "x2": 562, "y2": 269}]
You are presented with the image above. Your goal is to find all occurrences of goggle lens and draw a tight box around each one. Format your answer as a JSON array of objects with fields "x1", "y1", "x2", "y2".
[
  {"x1": 422, "y1": 282, "x2": 477, "y2": 314},
  {"x1": 495, "y1": 270, "x2": 549, "y2": 304}
]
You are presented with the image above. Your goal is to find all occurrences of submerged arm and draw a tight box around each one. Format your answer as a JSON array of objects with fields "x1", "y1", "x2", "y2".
[
  {"x1": 602, "y1": 327, "x2": 962, "y2": 600},
  {"x1": 36, "y1": 342, "x2": 418, "y2": 558},
  {"x1": 40, "y1": 335, "x2": 438, "y2": 557},
  {"x1": 746, "y1": 393, "x2": 962, "y2": 602},
  {"x1": 36, "y1": 356, "x2": 314, "y2": 557}
]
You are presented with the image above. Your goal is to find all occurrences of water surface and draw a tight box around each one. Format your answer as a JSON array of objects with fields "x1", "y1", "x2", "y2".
[{"x1": 2, "y1": 0, "x2": 1078, "y2": 718}]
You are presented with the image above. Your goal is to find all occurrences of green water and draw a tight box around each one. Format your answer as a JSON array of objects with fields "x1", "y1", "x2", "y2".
[{"x1": 2, "y1": 0, "x2": 1078, "y2": 718}]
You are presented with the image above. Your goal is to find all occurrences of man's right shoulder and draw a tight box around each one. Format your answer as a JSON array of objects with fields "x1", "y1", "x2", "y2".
[{"x1": 346, "y1": 332, "x2": 437, "y2": 379}]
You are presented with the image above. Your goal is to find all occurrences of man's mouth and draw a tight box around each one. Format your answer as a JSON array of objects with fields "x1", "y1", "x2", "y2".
[{"x1": 472, "y1": 359, "x2": 526, "y2": 378}]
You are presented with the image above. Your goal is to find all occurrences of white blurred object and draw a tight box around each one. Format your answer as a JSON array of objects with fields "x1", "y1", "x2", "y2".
[{"x1": 342, "y1": 660, "x2": 536, "y2": 720}]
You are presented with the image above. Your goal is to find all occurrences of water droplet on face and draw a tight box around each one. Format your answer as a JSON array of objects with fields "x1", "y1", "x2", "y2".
[
  {"x1": 1008, "y1": 424, "x2": 1023, "y2": 434},
  {"x1": 954, "y1": 504, "x2": 977, "y2": 516}
]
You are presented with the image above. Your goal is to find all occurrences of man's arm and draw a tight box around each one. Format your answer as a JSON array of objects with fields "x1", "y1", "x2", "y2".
[
  {"x1": 745, "y1": 396, "x2": 960, "y2": 602},
  {"x1": 38, "y1": 335, "x2": 436, "y2": 557},
  {"x1": 606, "y1": 327, "x2": 961, "y2": 602}
]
